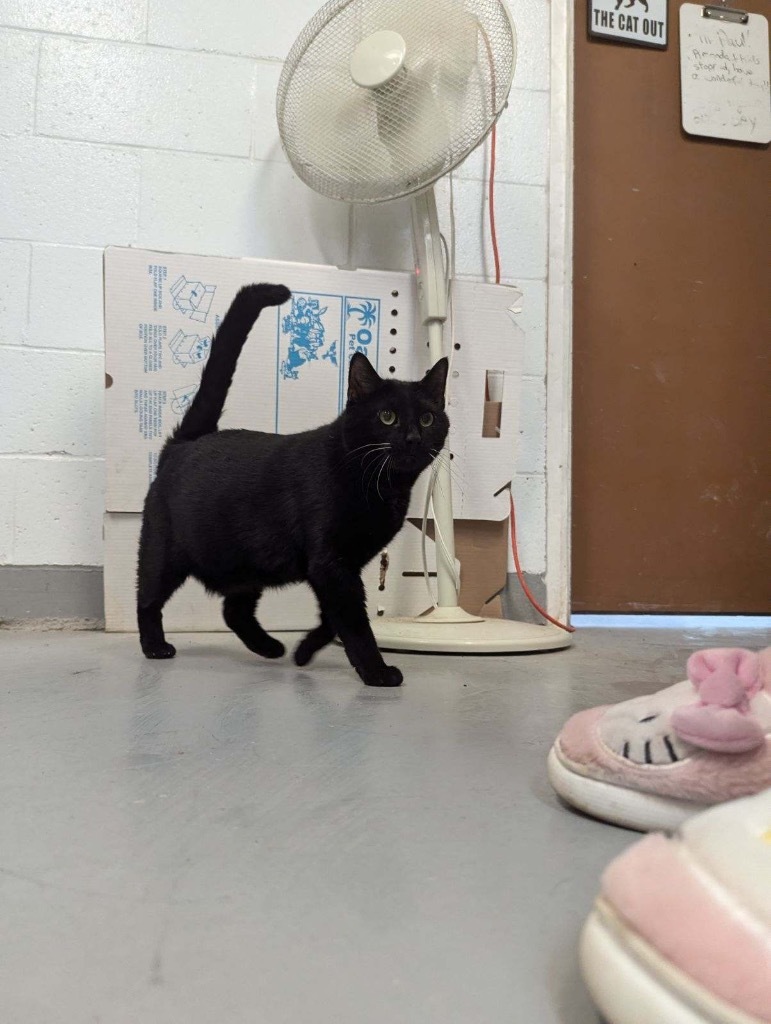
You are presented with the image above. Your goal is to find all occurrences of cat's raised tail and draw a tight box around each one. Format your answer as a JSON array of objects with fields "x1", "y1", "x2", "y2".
[{"x1": 172, "y1": 283, "x2": 291, "y2": 443}]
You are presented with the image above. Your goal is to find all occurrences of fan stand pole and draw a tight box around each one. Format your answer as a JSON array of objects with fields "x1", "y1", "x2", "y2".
[
  {"x1": 370, "y1": 187, "x2": 571, "y2": 654},
  {"x1": 411, "y1": 188, "x2": 460, "y2": 610}
]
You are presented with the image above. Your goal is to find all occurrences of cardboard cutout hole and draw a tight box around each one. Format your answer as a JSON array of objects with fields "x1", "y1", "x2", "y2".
[{"x1": 483, "y1": 370, "x2": 504, "y2": 437}]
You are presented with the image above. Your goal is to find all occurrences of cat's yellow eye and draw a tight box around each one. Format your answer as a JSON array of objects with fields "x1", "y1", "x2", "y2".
[
  {"x1": 379, "y1": 410, "x2": 397, "y2": 426},
  {"x1": 419, "y1": 412, "x2": 434, "y2": 428}
]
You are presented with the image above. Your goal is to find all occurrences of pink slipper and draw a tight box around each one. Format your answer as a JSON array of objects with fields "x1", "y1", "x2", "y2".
[
  {"x1": 580, "y1": 789, "x2": 771, "y2": 1024},
  {"x1": 548, "y1": 647, "x2": 771, "y2": 831}
]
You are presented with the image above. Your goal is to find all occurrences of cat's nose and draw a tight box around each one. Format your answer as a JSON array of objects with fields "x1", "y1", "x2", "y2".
[{"x1": 405, "y1": 428, "x2": 421, "y2": 445}]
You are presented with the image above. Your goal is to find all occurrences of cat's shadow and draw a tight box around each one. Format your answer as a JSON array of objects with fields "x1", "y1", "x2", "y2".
[
  {"x1": 168, "y1": 645, "x2": 404, "y2": 700},
  {"x1": 173, "y1": 644, "x2": 275, "y2": 666}
]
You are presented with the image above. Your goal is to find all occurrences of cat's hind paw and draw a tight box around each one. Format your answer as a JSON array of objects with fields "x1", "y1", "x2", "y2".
[{"x1": 142, "y1": 641, "x2": 177, "y2": 660}]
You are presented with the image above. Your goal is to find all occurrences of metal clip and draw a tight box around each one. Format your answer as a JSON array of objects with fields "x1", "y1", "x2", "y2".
[{"x1": 703, "y1": 3, "x2": 749, "y2": 24}]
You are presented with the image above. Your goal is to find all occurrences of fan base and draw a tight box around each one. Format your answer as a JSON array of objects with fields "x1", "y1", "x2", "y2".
[{"x1": 371, "y1": 607, "x2": 572, "y2": 654}]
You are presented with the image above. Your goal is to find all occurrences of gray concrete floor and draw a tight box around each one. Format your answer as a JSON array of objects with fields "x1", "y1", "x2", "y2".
[{"x1": 1, "y1": 625, "x2": 767, "y2": 1024}]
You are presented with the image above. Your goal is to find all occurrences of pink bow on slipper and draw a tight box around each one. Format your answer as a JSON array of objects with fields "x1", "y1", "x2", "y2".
[{"x1": 671, "y1": 649, "x2": 764, "y2": 754}]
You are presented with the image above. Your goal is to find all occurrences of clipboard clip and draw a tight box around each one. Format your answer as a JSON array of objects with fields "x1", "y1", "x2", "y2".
[{"x1": 702, "y1": 1, "x2": 749, "y2": 24}]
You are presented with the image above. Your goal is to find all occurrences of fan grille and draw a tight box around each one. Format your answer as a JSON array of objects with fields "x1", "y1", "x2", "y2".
[{"x1": 277, "y1": 0, "x2": 516, "y2": 204}]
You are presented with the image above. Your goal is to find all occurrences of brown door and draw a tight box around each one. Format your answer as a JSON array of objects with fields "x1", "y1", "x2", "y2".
[{"x1": 572, "y1": 1, "x2": 771, "y2": 613}]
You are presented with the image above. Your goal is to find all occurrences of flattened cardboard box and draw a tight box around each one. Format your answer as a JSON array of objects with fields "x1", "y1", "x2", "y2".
[{"x1": 104, "y1": 247, "x2": 523, "y2": 631}]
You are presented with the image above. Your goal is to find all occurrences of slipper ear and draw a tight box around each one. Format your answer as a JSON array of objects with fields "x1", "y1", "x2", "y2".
[
  {"x1": 675, "y1": 648, "x2": 765, "y2": 754},
  {"x1": 733, "y1": 650, "x2": 762, "y2": 692},
  {"x1": 671, "y1": 704, "x2": 765, "y2": 754},
  {"x1": 687, "y1": 649, "x2": 761, "y2": 697}
]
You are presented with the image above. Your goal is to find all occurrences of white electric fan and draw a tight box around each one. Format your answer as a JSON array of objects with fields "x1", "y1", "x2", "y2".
[{"x1": 277, "y1": 0, "x2": 570, "y2": 652}]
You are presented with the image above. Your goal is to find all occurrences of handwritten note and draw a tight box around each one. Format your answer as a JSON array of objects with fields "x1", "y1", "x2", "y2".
[{"x1": 680, "y1": 4, "x2": 771, "y2": 143}]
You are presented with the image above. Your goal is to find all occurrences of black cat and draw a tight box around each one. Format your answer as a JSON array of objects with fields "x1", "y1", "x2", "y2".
[{"x1": 137, "y1": 283, "x2": 449, "y2": 686}]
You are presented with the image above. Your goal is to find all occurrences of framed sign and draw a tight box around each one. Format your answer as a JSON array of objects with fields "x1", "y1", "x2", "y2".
[{"x1": 588, "y1": 0, "x2": 668, "y2": 48}]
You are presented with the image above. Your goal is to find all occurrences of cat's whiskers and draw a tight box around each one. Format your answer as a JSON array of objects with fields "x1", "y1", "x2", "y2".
[
  {"x1": 362, "y1": 451, "x2": 386, "y2": 496},
  {"x1": 375, "y1": 455, "x2": 391, "y2": 501},
  {"x1": 338, "y1": 442, "x2": 390, "y2": 469},
  {"x1": 432, "y1": 451, "x2": 466, "y2": 486},
  {"x1": 363, "y1": 451, "x2": 391, "y2": 505},
  {"x1": 429, "y1": 448, "x2": 467, "y2": 496},
  {"x1": 430, "y1": 465, "x2": 466, "y2": 501},
  {"x1": 345, "y1": 442, "x2": 390, "y2": 458},
  {"x1": 359, "y1": 447, "x2": 391, "y2": 475}
]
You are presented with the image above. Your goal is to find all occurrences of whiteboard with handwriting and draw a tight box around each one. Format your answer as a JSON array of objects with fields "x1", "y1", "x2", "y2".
[{"x1": 680, "y1": 4, "x2": 771, "y2": 144}]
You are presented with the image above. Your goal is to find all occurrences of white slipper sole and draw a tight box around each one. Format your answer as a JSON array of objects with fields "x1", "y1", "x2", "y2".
[
  {"x1": 580, "y1": 901, "x2": 763, "y2": 1024},
  {"x1": 547, "y1": 746, "x2": 706, "y2": 832}
]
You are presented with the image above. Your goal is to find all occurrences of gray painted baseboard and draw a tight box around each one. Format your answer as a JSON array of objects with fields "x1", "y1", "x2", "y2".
[
  {"x1": 502, "y1": 571, "x2": 549, "y2": 624},
  {"x1": 0, "y1": 566, "x2": 105, "y2": 625},
  {"x1": 0, "y1": 566, "x2": 548, "y2": 628}
]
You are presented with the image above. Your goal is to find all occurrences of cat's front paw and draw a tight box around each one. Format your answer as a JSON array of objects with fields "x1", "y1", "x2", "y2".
[
  {"x1": 359, "y1": 664, "x2": 403, "y2": 687},
  {"x1": 142, "y1": 641, "x2": 177, "y2": 660},
  {"x1": 259, "y1": 636, "x2": 286, "y2": 660}
]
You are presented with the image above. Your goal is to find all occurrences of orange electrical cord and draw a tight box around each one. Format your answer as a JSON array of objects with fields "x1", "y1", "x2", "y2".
[
  {"x1": 488, "y1": 128, "x2": 574, "y2": 633},
  {"x1": 509, "y1": 492, "x2": 575, "y2": 633}
]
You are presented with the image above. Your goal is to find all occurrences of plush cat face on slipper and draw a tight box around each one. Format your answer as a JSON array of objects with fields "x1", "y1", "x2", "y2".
[{"x1": 137, "y1": 283, "x2": 448, "y2": 687}]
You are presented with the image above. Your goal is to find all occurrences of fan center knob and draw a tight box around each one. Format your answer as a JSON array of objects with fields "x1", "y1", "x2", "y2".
[{"x1": 350, "y1": 30, "x2": 407, "y2": 89}]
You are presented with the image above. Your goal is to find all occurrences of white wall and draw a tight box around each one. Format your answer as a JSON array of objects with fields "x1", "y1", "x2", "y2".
[{"x1": 0, "y1": 0, "x2": 551, "y2": 575}]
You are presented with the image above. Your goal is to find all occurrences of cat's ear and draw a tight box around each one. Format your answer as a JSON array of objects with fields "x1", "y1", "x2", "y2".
[
  {"x1": 347, "y1": 353, "x2": 382, "y2": 402},
  {"x1": 420, "y1": 357, "x2": 449, "y2": 407}
]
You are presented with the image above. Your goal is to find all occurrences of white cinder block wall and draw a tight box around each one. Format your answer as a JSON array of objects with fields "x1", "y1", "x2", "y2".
[{"x1": 0, "y1": 0, "x2": 550, "y2": 582}]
